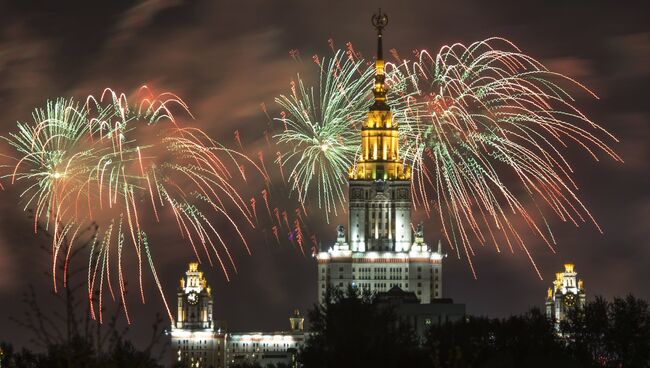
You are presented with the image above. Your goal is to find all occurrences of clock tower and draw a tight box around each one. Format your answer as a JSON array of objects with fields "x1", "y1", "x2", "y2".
[
  {"x1": 171, "y1": 262, "x2": 225, "y2": 368},
  {"x1": 176, "y1": 262, "x2": 214, "y2": 329},
  {"x1": 545, "y1": 263, "x2": 586, "y2": 331}
]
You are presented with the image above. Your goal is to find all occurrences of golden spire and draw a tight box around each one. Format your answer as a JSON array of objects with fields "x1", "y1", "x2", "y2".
[{"x1": 349, "y1": 9, "x2": 410, "y2": 181}]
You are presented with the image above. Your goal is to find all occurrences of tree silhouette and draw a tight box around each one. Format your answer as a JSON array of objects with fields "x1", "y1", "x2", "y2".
[
  {"x1": 300, "y1": 286, "x2": 428, "y2": 368},
  {"x1": 1, "y1": 220, "x2": 167, "y2": 368},
  {"x1": 562, "y1": 295, "x2": 650, "y2": 367},
  {"x1": 427, "y1": 308, "x2": 576, "y2": 368}
]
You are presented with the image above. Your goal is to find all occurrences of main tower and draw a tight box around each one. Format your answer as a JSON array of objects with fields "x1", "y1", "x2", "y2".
[{"x1": 317, "y1": 10, "x2": 444, "y2": 304}]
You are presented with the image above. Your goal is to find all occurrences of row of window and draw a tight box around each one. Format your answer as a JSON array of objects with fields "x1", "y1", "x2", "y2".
[
  {"x1": 231, "y1": 342, "x2": 296, "y2": 348},
  {"x1": 324, "y1": 274, "x2": 440, "y2": 281},
  {"x1": 325, "y1": 266, "x2": 437, "y2": 273}
]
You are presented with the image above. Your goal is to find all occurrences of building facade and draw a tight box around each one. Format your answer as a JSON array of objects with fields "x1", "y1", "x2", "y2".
[
  {"x1": 375, "y1": 286, "x2": 465, "y2": 339},
  {"x1": 316, "y1": 12, "x2": 444, "y2": 304},
  {"x1": 545, "y1": 263, "x2": 586, "y2": 330},
  {"x1": 225, "y1": 310, "x2": 305, "y2": 367}
]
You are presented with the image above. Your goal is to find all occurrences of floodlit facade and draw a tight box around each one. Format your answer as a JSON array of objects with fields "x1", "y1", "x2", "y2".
[
  {"x1": 316, "y1": 11, "x2": 444, "y2": 304},
  {"x1": 225, "y1": 310, "x2": 306, "y2": 367},
  {"x1": 546, "y1": 263, "x2": 586, "y2": 330}
]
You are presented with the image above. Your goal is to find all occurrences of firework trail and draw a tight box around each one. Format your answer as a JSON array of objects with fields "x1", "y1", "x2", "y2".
[
  {"x1": 274, "y1": 39, "x2": 621, "y2": 275},
  {"x1": 402, "y1": 38, "x2": 621, "y2": 276},
  {"x1": 1, "y1": 88, "x2": 267, "y2": 323}
]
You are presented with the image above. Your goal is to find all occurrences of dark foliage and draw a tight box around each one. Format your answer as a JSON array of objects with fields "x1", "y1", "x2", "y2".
[
  {"x1": 427, "y1": 308, "x2": 576, "y2": 367},
  {"x1": 300, "y1": 288, "x2": 650, "y2": 368},
  {"x1": 226, "y1": 362, "x2": 289, "y2": 368},
  {"x1": 561, "y1": 295, "x2": 650, "y2": 367},
  {"x1": 1, "y1": 334, "x2": 162, "y2": 368},
  {"x1": 299, "y1": 286, "x2": 429, "y2": 368}
]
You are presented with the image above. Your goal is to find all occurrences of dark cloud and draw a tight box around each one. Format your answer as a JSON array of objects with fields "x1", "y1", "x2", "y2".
[{"x1": 0, "y1": 0, "x2": 648, "y2": 351}]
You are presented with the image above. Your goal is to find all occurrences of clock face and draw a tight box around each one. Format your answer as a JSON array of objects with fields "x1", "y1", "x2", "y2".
[
  {"x1": 564, "y1": 292, "x2": 576, "y2": 308},
  {"x1": 186, "y1": 291, "x2": 198, "y2": 305}
]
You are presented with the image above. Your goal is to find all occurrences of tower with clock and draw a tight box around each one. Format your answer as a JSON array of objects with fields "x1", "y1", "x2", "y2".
[
  {"x1": 171, "y1": 262, "x2": 225, "y2": 368},
  {"x1": 176, "y1": 262, "x2": 214, "y2": 330},
  {"x1": 545, "y1": 263, "x2": 586, "y2": 331}
]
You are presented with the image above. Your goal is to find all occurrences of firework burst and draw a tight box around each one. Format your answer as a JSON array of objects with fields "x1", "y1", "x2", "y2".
[
  {"x1": 274, "y1": 47, "x2": 419, "y2": 221},
  {"x1": 1, "y1": 88, "x2": 266, "y2": 323},
  {"x1": 274, "y1": 38, "x2": 621, "y2": 275},
  {"x1": 402, "y1": 38, "x2": 621, "y2": 276}
]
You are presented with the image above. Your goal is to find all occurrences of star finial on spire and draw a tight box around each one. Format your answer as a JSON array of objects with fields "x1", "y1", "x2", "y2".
[
  {"x1": 371, "y1": 8, "x2": 389, "y2": 34},
  {"x1": 371, "y1": 9, "x2": 388, "y2": 61}
]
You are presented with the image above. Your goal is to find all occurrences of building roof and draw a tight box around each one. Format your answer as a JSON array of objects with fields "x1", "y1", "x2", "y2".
[{"x1": 375, "y1": 286, "x2": 420, "y2": 304}]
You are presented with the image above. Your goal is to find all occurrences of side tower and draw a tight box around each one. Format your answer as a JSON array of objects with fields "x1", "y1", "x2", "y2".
[
  {"x1": 317, "y1": 10, "x2": 443, "y2": 305},
  {"x1": 171, "y1": 262, "x2": 225, "y2": 368},
  {"x1": 546, "y1": 263, "x2": 586, "y2": 331}
]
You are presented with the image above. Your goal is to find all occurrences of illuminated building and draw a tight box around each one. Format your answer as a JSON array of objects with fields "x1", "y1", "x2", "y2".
[
  {"x1": 316, "y1": 10, "x2": 444, "y2": 304},
  {"x1": 546, "y1": 263, "x2": 586, "y2": 330},
  {"x1": 225, "y1": 310, "x2": 306, "y2": 367},
  {"x1": 171, "y1": 263, "x2": 306, "y2": 368},
  {"x1": 171, "y1": 262, "x2": 226, "y2": 368}
]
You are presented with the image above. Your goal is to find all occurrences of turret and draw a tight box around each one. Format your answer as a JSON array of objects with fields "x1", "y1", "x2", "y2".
[{"x1": 289, "y1": 309, "x2": 304, "y2": 332}]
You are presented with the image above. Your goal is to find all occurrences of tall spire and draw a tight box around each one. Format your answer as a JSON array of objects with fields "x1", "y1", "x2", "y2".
[
  {"x1": 371, "y1": 9, "x2": 389, "y2": 111},
  {"x1": 349, "y1": 9, "x2": 410, "y2": 182}
]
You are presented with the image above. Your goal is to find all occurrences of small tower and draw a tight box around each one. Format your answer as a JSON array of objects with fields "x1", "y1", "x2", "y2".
[
  {"x1": 289, "y1": 309, "x2": 304, "y2": 332},
  {"x1": 546, "y1": 263, "x2": 586, "y2": 331},
  {"x1": 171, "y1": 262, "x2": 225, "y2": 368},
  {"x1": 175, "y1": 262, "x2": 214, "y2": 330}
]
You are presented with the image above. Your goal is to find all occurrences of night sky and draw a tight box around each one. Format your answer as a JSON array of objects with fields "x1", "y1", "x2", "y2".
[{"x1": 0, "y1": 0, "x2": 648, "y2": 350}]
